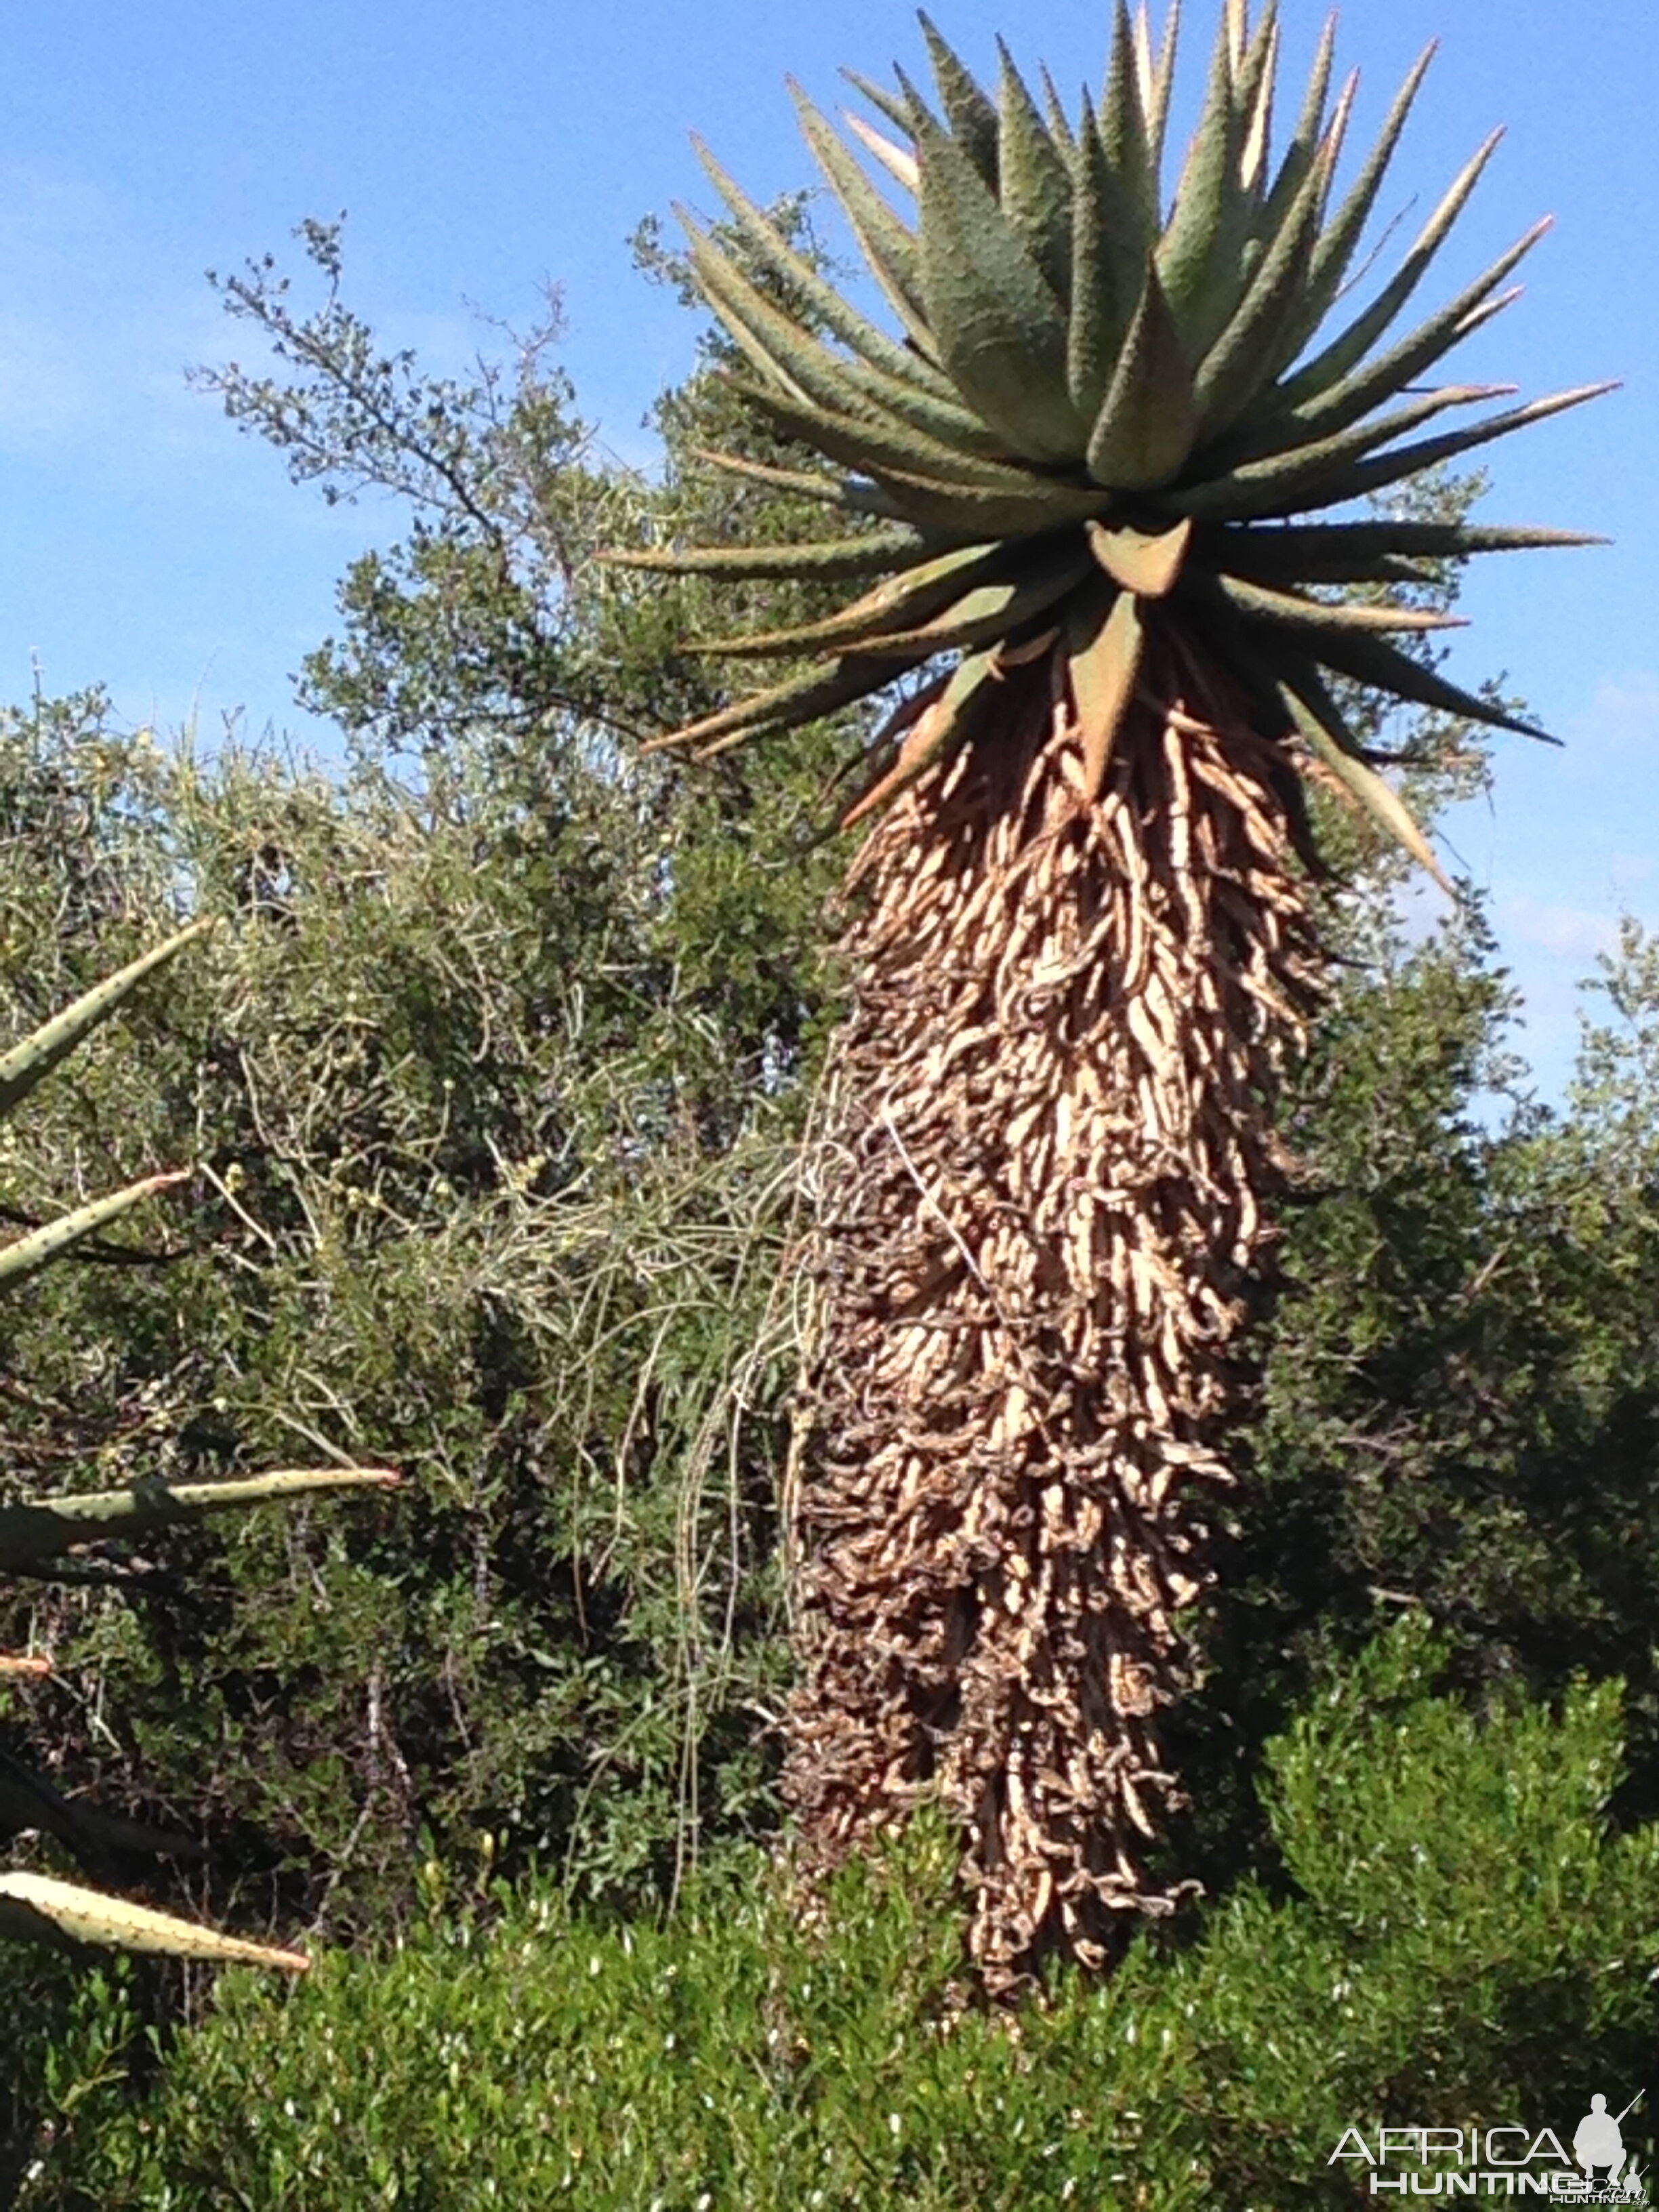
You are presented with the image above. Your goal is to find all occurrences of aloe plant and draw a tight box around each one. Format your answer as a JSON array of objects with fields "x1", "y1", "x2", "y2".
[
  {"x1": 1, "y1": 916, "x2": 398, "y2": 1972},
  {"x1": 610, "y1": 3, "x2": 1608, "y2": 1985}
]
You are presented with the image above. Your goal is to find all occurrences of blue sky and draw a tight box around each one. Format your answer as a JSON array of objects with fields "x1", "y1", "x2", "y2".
[{"x1": 3, "y1": 1, "x2": 1654, "y2": 1107}]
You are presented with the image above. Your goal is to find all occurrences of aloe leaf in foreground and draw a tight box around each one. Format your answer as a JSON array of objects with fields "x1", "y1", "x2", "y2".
[
  {"x1": 0, "y1": 1870, "x2": 311, "y2": 1971},
  {"x1": 0, "y1": 917, "x2": 216, "y2": 1121},
  {"x1": 0, "y1": 1467, "x2": 403, "y2": 1573}
]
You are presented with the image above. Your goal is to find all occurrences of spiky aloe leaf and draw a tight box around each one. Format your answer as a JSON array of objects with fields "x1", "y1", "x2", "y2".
[
  {"x1": 1276, "y1": 657, "x2": 1452, "y2": 890},
  {"x1": 1191, "y1": 96, "x2": 1340, "y2": 437},
  {"x1": 840, "y1": 645, "x2": 1001, "y2": 827},
  {"x1": 838, "y1": 541, "x2": 1092, "y2": 658},
  {"x1": 1309, "y1": 383, "x2": 1617, "y2": 518},
  {"x1": 791, "y1": 84, "x2": 936, "y2": 354},
  {"x1": 1087, "y1": 257, "x2": 1197, "y2": 489},
  {"x1": 689, "y1": 539, "x2": 1005, "y2": 658},
  {"x1": 0, "y1": 1870, "x2": 311, "y2": 1971},
  {"x1": 1088, "y1": 516, "x2": 1192, "y2": 597},
  {"x1": 0, "y1": 1467, "x2": 401, "y2": 1574},
  {"x1": 0, "y1": 917, "x2": 216, "y2": 1121},
  {"x1": 723, "y1": 373, "x2": 1064, "y2": 495},
  {"x1": 1153, "y1": 6, "x2": 1246, "y2": 352},
  {"x1": 1068, "y1": 88, "x2": 1149, "y2": 424},
  {"x1": 856, "y1": 464, "x2": 1112, "y2": 541},
  {"x1": 1164, "y1": 383, "x2": 1509, "y2": 519},
  {"x1": 687, "y1": 447, "x2": 879, "y2": 508},
  {"x1": 1246, "y1": 11, "x2": 1334, "y2": 255},
  {"x1": 1205, "y1": 519, "x2": 1607, "y2": 575},
  {"x1": 1213, "y1": 571, "x2": 1465, "y2": 637},
  {"x1": 689, "y1": 136, "x2": 951, "y2": 403},
  {"x1": 597, "y1": 529, "x2": 924, "y2": 580},
  {"x1": 1273, "y1": 106, "x2": 1498, "y2": 411},
  {"x1": 993, "y1": 38, "x2": 1073, "y2": 300},
  {"x1": 842, "y1": 111, "x2": 920, "y2": 196},
  {"x1": 1067, "y1": 583, "x2": 1145, "y2": 800},
  {"x1": 1102, "y1": 1, "x2": 1161, "y2": 249},
  {"x1": 903, "y1": 68, "x2": 1085, "y2": 460},
  {"x1": 638, "y1": 651, "x2": 926, "y2": 760},
  {"x1": 1230, "y1": 220, "x2": 1547, "y2": 464},
  {"x1": 917, "y1": 12, "x2": 1002, "y2": 188},
  {"x1": 0, "y1": 1168, "x2": 192, "y2": 1296},
  {"x1": 1283, "y1": 619, "x2": 1561, "y2": 745},
  {"x1": 686, "y1": 215, "x2": 1008, "y2": 458}
]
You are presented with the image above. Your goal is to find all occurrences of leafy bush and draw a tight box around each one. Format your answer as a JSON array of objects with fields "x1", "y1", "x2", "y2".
[{"x1": 18, "y1": 1620, "x2": 1656, "y2": 2209}]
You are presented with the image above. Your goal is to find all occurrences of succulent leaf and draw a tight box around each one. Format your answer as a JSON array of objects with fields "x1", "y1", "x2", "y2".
[
  {"x1": 0, "y1": 1169, "x2": 191, "y2": 1296},
  {"x1": 688, "y1": 447, "x2": 873, "y2": 506},
  {"x1": 1248, "y1": 12, "x2": 1334, "y2": 253},
  {"x1": 840, "y1": 646, "x2": 1000, "y2": 826},
  {"x1": 723, "y1": 372, "x2": 1054, "y2": 493},
  {"x1": 1230, "y1": 220, "x2": 1546, "y2": 465},
  {"x1": 1087, "y1": 257, "x2": 1197, "y2": 489},
  {"x1": 0, "y1": 1468, "x2": 401, "y2": 1574},
  {"x1": 916, "y1": 13, "x2": 1002, "y2": 188},
  {"x1": 1275, "y1": 106, "x2": 1497, "y2": 411},
  {"x1": 1088, "y1": 516, "x2": 1192, "y2": 597},
  {"x1": 639, "y1": 651, "x2": 926, "y2": 759},
  {"x1": 1165, "y1": 382, "x2": 1505, "y2": 520},
  {"x1": 855, "y1": 466, "x2": 1112, "y2": 541},
  {"x1": 837, "y1": 541, "x2": 1094, "y2": 659},
  {"x1": 0, "y1": 1871, "x2": 312, "y2": 1971},
  {"x1": 994, "y1": 39, "x2": 1074, "y2": 300},
  {"x1": 1275, "y1": 657, "x2": 1452, "y2": 888},
  {"x1": 791, "y1": 84, "x2": 937, "y2": 354},
  {"x1": 1104, "y1": 2, "x2": 1162, "y2": 246},
  {"x1": 1155, "y1": 9, "x2": 1246, "y2": 348},
  {"x1": 1213, "y1": 571, "x2": 1465, "y2": 636},
  {"x1": 690, "y1": 539, "x2": 1005, "y2": 658},
  {"x1": 1067, "y1": 583, "x2": 1145, "y2": 800},
  {"x1": 1285, "y1": 619, "x2": 1560, "y2": 744},
  {"x1": 597, "y1": 529, "x2": 925, "y2": 579},
  {"x1": 0, "y1": 917, "x2": 216, "y2": 1122},
  {"x1": 842, "y1": 111, "x2": 921, "y2": 195},
  {"x1": 690, "y1": 136, "x2": 952, "y2": 402},
  {"x1": 1067, "y1": 88, "x2": 1151, "y2": 424}
]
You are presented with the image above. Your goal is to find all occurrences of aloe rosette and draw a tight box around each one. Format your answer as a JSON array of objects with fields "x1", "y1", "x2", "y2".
[
  {"x1": 607, "y1": 3, "x2": 1608, "y2": 1985},
  {"x1": 613, "y1": 0, "x2": 1607, "y2": 872},
  {"x1": 1, "y1": 918, "x2": 398, "y2": 1973}
]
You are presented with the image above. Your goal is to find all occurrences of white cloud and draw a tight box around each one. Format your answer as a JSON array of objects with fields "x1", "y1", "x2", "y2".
[
  {"x1": 1497, "y1": 893, "x2": 1621, "y2": 963},
  {"x1": 1572, "y1": 672, "x2": 1659, "y2": 751}
]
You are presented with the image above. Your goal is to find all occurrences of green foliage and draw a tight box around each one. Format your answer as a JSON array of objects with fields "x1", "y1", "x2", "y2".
[
  {"x1": 1165, "y1": 903, "x2": 1659, "y2": 1900},
  {"x1": 0, "y1": 690, "x2": 822, "y2": 1940},
  {"x1": 20, "y1": 1624, "x2": 1658, "y2": 2207}
]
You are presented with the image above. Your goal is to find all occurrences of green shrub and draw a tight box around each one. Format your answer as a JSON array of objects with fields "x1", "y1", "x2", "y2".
[{"x1": 23, "y1": 1620, "x2": 1656, "y2": 2209}]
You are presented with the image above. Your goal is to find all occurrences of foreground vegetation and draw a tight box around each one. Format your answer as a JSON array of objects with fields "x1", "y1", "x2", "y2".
[{"x1": 11, "y1": 1618, "x2": 1658, "y2": 2204}]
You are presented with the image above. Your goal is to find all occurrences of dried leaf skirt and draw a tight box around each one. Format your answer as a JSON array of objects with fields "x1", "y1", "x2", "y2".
[{"x1": 783, "y1": 646, "x2": 1322, "y2": 1987}]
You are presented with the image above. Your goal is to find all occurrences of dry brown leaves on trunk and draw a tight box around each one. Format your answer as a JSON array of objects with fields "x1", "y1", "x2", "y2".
[{"x1": 782, "y1": 633, "x2": 1324, "y2": 1990}]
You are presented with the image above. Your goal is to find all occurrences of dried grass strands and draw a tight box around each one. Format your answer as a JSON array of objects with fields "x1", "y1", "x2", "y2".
[{"x1": 783, "y1": 637, "x2": 1322, "y2": 1990}]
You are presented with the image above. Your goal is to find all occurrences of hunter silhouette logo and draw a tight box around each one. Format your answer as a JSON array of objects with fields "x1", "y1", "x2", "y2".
[
  {"x1": 1328, "y1": 2087, "x2": 1649, "y2": 2197},
  {"x1": 1574, "y1": 2095, "x2": 1643, "y2": 2198}
]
